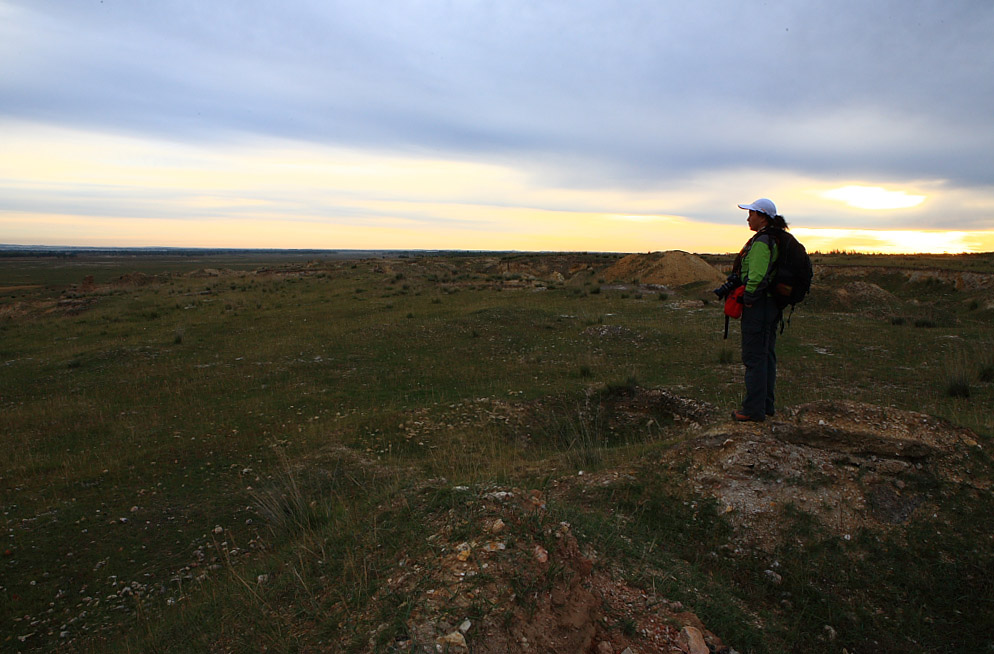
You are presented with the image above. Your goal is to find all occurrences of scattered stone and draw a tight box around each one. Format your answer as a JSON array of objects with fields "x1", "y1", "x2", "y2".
[
  {"x1": 435, "y1": 630, "x2": 467, "y2": 650},
  {"x1": 533, "y1": 545, "x2": 549, "y2": 563},
  {"x1": 679, "y1": 626, "x2": 709, "y2": 654}
]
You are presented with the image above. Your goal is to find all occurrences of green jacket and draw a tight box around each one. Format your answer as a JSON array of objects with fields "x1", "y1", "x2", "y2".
[{"x1": 740, "y1": 229, "x2": 779, "y2": 303}]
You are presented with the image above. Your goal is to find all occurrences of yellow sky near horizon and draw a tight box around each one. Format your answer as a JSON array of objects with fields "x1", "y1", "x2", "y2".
[{"x1": 3, "y1": 122, "x2": 993, "y2": 255}]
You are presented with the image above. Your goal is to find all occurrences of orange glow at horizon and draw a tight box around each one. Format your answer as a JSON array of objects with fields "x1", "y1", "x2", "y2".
[{"x1": 2, "y1": 122, "x2": 992, "y2": 255}]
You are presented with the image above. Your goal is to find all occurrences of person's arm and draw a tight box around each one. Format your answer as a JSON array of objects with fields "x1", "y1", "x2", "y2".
[{"x1": 742, "y1": 236, "x2": 773, "y2": 305}]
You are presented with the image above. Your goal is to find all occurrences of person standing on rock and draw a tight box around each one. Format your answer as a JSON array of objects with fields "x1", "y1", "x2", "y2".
[{"x1": 731, "y1": 198, "x2": 788, "y2": 422}]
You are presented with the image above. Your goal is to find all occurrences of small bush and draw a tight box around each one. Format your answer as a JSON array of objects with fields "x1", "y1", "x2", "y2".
[
  {"x1": 579, "y1": 365, "x2": 592, "y2": 378},
  {"x1": 979, "y1": 365, "x2": 994, "y2": 383},
  {"x1": 914, "y1": 319, "x2": 936, "y2": 328},
  {"x1": 719, "y1": 349, "x2": 736, "y2": 364},
  {"x1": 890, "y1": 316, "x2": 906, "y2": 326}
]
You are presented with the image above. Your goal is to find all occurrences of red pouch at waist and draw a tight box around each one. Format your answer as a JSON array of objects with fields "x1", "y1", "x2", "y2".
[{"x1": 724, "y1": 286, "x2": 744, "y2": 319}]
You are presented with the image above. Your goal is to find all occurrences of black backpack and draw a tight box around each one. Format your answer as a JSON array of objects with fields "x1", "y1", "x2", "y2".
[{"x1": 769, "y1": 229, "x2": 813, "y2": 311}]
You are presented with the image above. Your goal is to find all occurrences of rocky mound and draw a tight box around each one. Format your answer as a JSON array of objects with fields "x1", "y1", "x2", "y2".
[
  {"x1": 363, "y1": 485, "x2": 726, "y2": 654},
  {"x1": 825, "y1": 281, "x2": 902, "y2": 316},
  {"x1": 664, "y1": 399, "x2": 985, "y2": 550},
  {"x1": 602, "y1": 251, "x2": 725, "y2": 288}
]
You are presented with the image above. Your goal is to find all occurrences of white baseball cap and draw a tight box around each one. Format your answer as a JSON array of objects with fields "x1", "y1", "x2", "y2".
[{"x1": 738, "y1": 198, "x2": 777, "y2": 217}]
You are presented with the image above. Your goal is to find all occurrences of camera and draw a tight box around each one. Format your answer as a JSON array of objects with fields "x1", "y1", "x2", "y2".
[{"x1": 713, "y1": 274, "x2": 741, "y2": 299}]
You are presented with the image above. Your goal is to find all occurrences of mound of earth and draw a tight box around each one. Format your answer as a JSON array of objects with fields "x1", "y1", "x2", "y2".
[
  {"x1": 602, "y1": 251, "x2": 725, "y2": 288},
  {"x1": 663, "y1": 399, "x2": 985, "y2": 550},
  {"x1": 363, "y1": 485, "x2": 728, "y2": 654},
  {"x1": 486, "y1": 255, "x2": 603, "y2": 284},
  {"x1": 827, "y1": 281, "x2": 902, "y2": 316},
  {"x1": 112, "y1": 272, "x2": 159, "y2": 287}
]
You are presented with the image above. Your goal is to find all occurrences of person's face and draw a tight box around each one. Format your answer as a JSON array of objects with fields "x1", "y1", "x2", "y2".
[{"x1": 747, "y1": 210, "x2": 769, "y2": 232}]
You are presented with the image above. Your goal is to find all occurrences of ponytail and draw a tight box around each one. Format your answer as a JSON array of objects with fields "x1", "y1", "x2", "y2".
[{"x1": 770, "y1": 214, "x2": 789, "y2": 230}]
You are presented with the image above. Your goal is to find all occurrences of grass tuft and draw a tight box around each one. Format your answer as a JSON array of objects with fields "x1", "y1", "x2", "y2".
[
  {"x1": 250, "y1": 446, "x2": 320, "y2": 537},
  {"x1": 945, "y1": 374, "x2": 971, "y2": 399}
]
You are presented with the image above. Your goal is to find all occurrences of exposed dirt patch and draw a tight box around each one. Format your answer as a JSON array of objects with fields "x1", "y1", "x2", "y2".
[
  {"x1": 485, "y1": 255, "x2": 608, "y2": 284},
  {"x1": 51, "y1": 297, "x2": 95, "y2": 316},
  {"x1": 602, "y1": 251, "x2": 725, "y2": 288},
  {"x1": 660, "y1": 399, "x2": 985, "y2": 550},
  {"x1": 361, "y1": 486, "x2": 729, "y2": 654},
  {"x1": 112, "y1": 272, "x2": 160, "y2": 287},
  {"x1": 815, "y1": 264, "x2": 994, "y2": 291},
  {"x1": 0, "y1": 285, "x2": 41, "y2": 292},
  {"x1": 0, "y1": 301, "x2": 31, "y2": 319}
]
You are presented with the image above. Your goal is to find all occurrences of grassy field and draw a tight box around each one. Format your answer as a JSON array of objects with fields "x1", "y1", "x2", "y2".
[{"x1": 2, "y1": 251, "x2": 993, "y2": 653}]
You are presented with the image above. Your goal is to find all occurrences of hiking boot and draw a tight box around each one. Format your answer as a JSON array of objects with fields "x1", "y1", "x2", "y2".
[{"x1": 731, "y1": 410, "x2": 764, "y2": 422}]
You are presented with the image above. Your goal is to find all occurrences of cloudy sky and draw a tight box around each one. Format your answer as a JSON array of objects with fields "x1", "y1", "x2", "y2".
[{"x1": 2, "y1": 0, "x2": 993, "y2": 253}]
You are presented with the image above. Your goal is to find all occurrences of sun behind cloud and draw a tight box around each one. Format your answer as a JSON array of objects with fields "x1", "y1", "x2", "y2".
[{"x1": 821, "y1": 185, "x2": 926, "y2": 210}]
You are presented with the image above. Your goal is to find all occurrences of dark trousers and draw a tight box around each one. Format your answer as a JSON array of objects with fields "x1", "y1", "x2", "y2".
[{"x1": 741, "y1": 295, "x2": 781, "y2": 419}]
